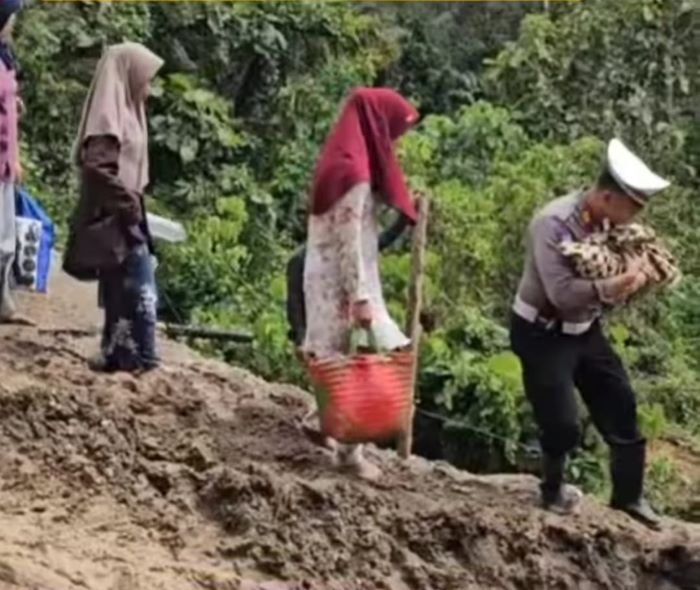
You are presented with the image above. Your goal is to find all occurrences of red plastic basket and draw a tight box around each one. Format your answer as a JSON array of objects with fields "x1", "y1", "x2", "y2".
[{"x1": 306, "y1": 347, "x2": 415, "y2": 444}]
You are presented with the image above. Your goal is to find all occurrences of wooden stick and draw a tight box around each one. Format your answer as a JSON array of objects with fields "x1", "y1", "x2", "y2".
[
  {"x1": 39, "y1": 327, "x2": 98, "y2": 337},
  {"x1": 398, "y1": 196, "x2": 430, "y2": 459},
  {"x1": 163, "y1": 323, "x2": 253, "y2": 343}
]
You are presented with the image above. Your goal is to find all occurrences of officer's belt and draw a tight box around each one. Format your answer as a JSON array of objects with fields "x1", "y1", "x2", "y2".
[{"x1": 513, "y1": 295, "x2": 594, "y2": 336}]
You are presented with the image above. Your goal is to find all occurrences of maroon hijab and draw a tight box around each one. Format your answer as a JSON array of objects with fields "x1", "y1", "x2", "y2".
[{"x1": 310, "y1": 87, "x2": 419, "y2": 222}]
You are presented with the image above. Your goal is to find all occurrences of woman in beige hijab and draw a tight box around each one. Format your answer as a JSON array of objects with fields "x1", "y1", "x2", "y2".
[{"x1": 64, "y1": 42, "x2": 164, "y2": 373}]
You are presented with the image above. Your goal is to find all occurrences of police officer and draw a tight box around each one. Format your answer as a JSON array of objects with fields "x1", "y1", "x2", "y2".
[{"x1": 510, "y1": 138, "x2": 669, "y2": 529}]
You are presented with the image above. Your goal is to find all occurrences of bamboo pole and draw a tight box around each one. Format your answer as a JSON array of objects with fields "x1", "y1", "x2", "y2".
[
  {"x1": 162, "y1": 323, "x2": 253, "y2": 343},
  {"x1": 398, "y1": 196, "x2": 429, "y2": 459}
]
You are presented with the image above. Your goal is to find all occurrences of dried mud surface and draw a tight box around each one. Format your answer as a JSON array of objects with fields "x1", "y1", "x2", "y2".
[{"x1": 0, "y1": 267, "x2": 698, "y2": 590}]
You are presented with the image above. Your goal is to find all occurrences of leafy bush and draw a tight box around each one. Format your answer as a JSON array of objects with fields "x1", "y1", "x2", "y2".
[
  {"x1": 645, "y1": 456, "x2": 687, "y2": 516},
  {"x1": 485, "y1": 0, "x2": 697, "y2": 175}
]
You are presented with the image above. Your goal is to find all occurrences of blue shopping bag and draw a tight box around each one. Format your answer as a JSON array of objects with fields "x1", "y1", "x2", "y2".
[{"x1": 14, "y1": 186, "x2": 55, "y2": 293}]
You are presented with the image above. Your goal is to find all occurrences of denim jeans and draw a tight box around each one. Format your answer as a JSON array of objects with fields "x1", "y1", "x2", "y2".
[{"x1": 100, "y1": 244, "x2": 159, "y2": 371}]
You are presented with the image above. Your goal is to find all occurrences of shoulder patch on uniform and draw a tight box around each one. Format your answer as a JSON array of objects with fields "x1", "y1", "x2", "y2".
[{"x1": 551, "y1": 217, "x2": 575, "y2": 244}]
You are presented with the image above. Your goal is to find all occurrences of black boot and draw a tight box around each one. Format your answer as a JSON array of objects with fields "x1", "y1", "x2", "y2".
[
  {"x1": 610, "y1": 441, "x2": 662, "y2": 530},
  {"x1": 540, "y1": 453, "x2": 582, "y2": 515}
]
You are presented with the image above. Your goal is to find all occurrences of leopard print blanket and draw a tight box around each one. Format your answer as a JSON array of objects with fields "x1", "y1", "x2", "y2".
[{"x1": 559, "y1": 223, "x2": 681, "y2": 289}]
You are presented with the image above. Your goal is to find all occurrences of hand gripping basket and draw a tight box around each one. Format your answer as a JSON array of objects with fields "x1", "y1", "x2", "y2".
[{"x1": 305, "y1": 329, "x2": 415, "y2": 444}]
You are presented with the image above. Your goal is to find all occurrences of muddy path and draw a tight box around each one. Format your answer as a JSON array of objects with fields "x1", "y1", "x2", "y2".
[{"x1": 0, "y1": 266, "x2": 698, "y2": 590}]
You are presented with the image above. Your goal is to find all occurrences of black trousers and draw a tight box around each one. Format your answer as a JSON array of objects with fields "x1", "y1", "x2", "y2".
[{"x1": 510, "y1": 313, "x2": 643, "y2": 458}]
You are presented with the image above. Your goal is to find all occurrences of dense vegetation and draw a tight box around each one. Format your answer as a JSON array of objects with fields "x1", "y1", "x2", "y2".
[{"x1": 15, "y1": 0, "x2": 699, "y2": 519}]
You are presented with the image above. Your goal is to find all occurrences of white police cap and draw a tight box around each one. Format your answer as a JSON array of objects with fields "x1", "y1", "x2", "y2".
[{"x1": 606, "y1": 138, "x2": 670, "y2": 204}]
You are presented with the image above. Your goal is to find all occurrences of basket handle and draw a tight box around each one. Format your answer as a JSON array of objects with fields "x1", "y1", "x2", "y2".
[{"x1": 348, "y1": 326, "x2": 384, "y2": 355}]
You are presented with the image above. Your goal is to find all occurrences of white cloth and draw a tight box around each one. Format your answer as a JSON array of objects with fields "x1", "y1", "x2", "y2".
[{"x1": 303, "y1": 182, "x2": 409, "y2": 358}]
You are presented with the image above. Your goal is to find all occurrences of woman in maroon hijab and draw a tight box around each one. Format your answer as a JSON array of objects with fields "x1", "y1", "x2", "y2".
[{"x1": 302, "y1": 87, "x2": 419, "y2": 479}]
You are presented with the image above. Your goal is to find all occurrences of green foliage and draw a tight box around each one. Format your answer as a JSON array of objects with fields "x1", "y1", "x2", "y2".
[
  {"x1": 157, "y1": 197, "x2": 248, "y2": 320},
  {"x1": 376, "y1": 2, "x2": 535, "y2": 114},
  {"x1": 638, "y1": 403, "x2": 669, "y2": 442},
  {"x1": 485, "y1": 0, "x2": 697, "y2": 176},
  {"x1": 645, "y1": 456, "x2": 687, "y2": 516},
  {"x1": 607, "y1": 311, "x2": 700, "y2": 435},
  {"x1": 401, "y1": 126, "x2": 603, "y2": 320},
  {"x1": 402, "y1": 102, "x2": 530, "y2": 188},
  {"x1": 568, "y1": 446, "x2": 608, "y2": 496},
  {"x1": 150, "y1": 74, "x2": 248, "y2": 196},
  {"x1": 417, "y1": 311, "x2": 530, "y2": 469}
]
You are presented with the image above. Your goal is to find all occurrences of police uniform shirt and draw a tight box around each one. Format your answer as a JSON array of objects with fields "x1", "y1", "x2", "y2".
[{"x1": 516, "y1": 191, "x2": 604, "y2": 325}]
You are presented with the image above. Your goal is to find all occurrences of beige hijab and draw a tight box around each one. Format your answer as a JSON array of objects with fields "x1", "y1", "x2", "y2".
[{"x1": 73, "y1": 42, "x2": 164, "y2": 192}]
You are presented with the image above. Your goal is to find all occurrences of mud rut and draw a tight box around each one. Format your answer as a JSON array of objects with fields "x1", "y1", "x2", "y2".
[{"x1": 0, "y1": 269, "x2": 697, "y2": 590}]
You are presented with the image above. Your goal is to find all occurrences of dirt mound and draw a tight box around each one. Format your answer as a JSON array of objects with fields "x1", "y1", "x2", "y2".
[{"x1": 0, "y1": 271, "x2": 698, "y2": 590}]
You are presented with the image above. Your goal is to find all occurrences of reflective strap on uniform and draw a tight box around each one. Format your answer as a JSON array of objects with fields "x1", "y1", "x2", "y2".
[
  {"x1": 562, "y1": 320, "x2": 594, "y2": 336},
  {"x1": 512, "y1": 295, "x2": 594, "y2": 336},
  {"x1": 512, "y1": 296, "x2": 539, "y2": 323}
]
